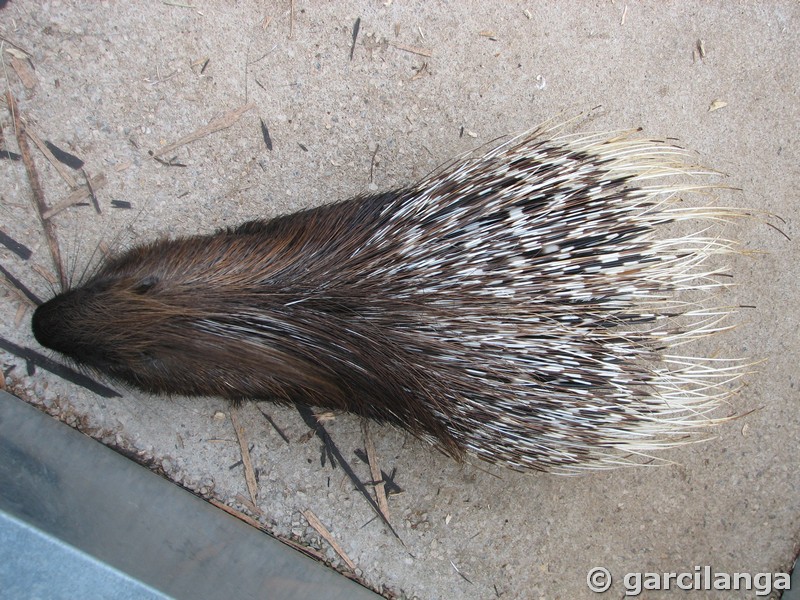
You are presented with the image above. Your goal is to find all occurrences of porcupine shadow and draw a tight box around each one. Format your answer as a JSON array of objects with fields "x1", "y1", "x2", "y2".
[{"x1": 31, "y1": 124, "x2": 748, "y2": 473}]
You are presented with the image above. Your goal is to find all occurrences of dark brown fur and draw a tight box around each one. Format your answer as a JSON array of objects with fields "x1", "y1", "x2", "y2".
[{"x1": 33, "y1": 190, "x2": 465, "y2": 456}]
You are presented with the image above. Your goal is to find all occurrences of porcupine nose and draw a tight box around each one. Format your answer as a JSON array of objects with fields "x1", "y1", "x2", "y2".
[{"x1": 32, "y1": 292, "x2": 79, "y2": 355}]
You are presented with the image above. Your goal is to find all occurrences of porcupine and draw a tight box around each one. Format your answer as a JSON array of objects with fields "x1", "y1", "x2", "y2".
[{"x1": 30, "y1": 125, "x2": 742, "y2": 472}]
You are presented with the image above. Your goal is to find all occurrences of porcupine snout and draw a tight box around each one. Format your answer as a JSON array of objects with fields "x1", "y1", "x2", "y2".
[{"x1": 32, "y1": 289, "x2": 106, "y2": 366}]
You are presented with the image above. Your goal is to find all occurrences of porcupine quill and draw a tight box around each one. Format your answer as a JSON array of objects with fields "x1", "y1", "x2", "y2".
[{"x1": 31, "y1": 125, "x2": 745, "y2": 473}]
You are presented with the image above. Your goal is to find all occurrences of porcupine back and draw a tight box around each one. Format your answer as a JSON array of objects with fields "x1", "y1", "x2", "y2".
[{"x1": 31, "y1": 127, "x2": 742, "y2": 472}]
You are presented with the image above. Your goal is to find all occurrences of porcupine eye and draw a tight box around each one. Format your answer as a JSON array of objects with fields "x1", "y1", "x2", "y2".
[{"x1": 132, "y1": 276, "x2": 158, "y2": 294}]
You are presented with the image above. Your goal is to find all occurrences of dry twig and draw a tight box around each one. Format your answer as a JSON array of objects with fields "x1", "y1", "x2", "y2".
[
  {"x1": 302, "y1": 509, "x2": 357, "y2": 571},
  {"x1": 42, "y1": 174, "x2": 107, "y2": 219},
  {"x1": 6, "y1": 91, "x2": 66, "y2": 290},
  {"x1": 9, "y1": 56, "x2": 37, "y2": 90},
  {"x1": 230, "y1": 406, "x2": 259, "y2": 504},
  {"x1": 362, "y1": 420, "x2": 390, "y2": 519},
  {"x1": 389, "y1": 41, "x2": 432, "y2": 57},
  {"x1": 151, "y1": 102, "x2": 255, "y2": 158},
  {"x1": 209, "y1": 499, "x2": 261, "y2": 529},
  {"x1": 25, "y1": 127, "x2": 78, "y2": 188}
]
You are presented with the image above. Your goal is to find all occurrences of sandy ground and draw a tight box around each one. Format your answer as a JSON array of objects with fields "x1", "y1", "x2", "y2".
[{"x1": 1, "y1": 2, "x2": 798, "y2": 599}]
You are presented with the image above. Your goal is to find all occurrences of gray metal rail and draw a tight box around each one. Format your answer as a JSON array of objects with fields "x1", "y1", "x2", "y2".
[{"x1": 0, "y1": 391, "x2": 380, "y2": 600}]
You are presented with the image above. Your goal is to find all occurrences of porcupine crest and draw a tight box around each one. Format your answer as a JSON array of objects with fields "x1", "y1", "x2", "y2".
[{"x1": 32, "y1": 126, "x2": 743, "y2": 473}]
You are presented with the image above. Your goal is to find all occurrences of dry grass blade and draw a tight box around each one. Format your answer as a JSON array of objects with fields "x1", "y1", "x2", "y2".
[
  {"x1": 229, "y1": 406, "x2": 259, "y2": 504},
  {"x1": 362, "y1": 420, "x2": 390, "y2": 520},
  {"x1": 210, "y1": 498, "x2": 327, "y2": 564},
  {"x1": 209, "y1": 498, "x2": 261, "y2": 529},
  {"x1": 151, "y1": 102, "x2": 255, "y2": 158},
  {"x1": 0, "y1": 264, "x2": 42, "y2": 305},
  {"x1": 233, "y1": 493, "x2": 267, "y2": 518},
  {"x1": 389, "y1": 41, "x2": 433, "y2": 57},
  {"x1": 280, "y1": 536, "x2": 326, "y2": 562},
  {"x1": 42, "y1": 173, "x2": 107, "y2": 219},
  {"x1": 6, "y1": 91, "x2": 66, "y2": 290},
  {"x1": 26, "y1": 126, "x2": 78, "y2": 188},
  {"x1": 302, "y1": 509, "x2": 357, "y2": 571},
  {"x1": 9, "y1": 56, "x2": 37, "y2": 90}
]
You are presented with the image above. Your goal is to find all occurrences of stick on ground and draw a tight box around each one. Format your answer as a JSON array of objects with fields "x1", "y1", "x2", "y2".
[
  {"x1": 302, "y1": 509, "x2": 357, "y2": 571},
  {"x1": 42, "y1": 174, "x2": 107, "y2": 220},
  {"x1": 151, "y1": 102, "x2": 255, "y2": 158},
  {"x1": 25, "y1": 127, "x2": 78, "y2": 188},
  {"x1": 229, "y1": 406, "x2": 259, "y2": 504},
  {"x1": 6, "y1": 91, "x2": 66, "y2": 290},
  {"x1": 362, "y1": 420, "x2": 390, "y2": 520}
]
